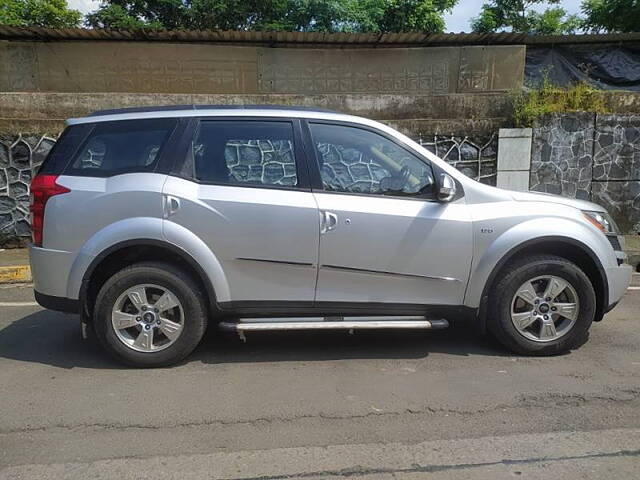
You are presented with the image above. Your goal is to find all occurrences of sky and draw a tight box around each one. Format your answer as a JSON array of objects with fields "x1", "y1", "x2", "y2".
[
  {"x1": 68, "y1": 0, "x2": 586, "y2": 32},
  {"x1": 67, "y1": 0, "x2": 99, "y2": 15}
]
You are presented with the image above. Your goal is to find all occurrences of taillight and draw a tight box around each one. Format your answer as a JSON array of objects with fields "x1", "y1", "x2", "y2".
[{"x1": 29, "y1": 175, "x2": 70, "y2": 247}]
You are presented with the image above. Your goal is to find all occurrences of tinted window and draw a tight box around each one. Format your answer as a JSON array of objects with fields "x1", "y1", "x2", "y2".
[
  {"x1": 65, "y1": 119, "x2": 176, "y2": 176},
  {"x1": 193, "y1": 121, "x2": 297, "y2": 187},
  {"x1": 38, "y1": 124, "x2": 92, "y2": 175},
  {"x1": 309, "y1": 123, "x2": 435, "y2": 196}
]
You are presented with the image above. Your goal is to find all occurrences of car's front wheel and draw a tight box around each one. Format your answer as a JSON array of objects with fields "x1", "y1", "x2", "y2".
[
  {"x1": 93, "y1": 261, "x2": 207, "y2": 367},
  {"x1": 488, "y1": 254, "x2": 596, "y2": 356}
]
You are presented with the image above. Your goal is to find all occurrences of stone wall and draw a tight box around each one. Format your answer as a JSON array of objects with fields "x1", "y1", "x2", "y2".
[
  {"x1": 0, "y1": 134, "x2": 55, "y2": 243},
  {"x1": 419, "y1": 134, "x2": 497, "y2": 184},
  {"x1": 530, "y1": 113, "x2": 640, "y2": 234},
  {"x1": 0, "y1": 128, "x2": 496, "y2": 245},
  {"x1": 529, "y1": 113, "x2": 594, "y2": 200},
  {"x1": 592, "y1": 115, "x2": 640, "y2": 234},
  {"x1": 0, "y1": 85, "x2": 514, "y2": 245}
]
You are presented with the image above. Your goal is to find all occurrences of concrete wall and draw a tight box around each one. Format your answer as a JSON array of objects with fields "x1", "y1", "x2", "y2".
[
  {"x1": 1, "y1": 33, "x2": 519, "y2": 246},
  {"x1": 0, "y1": 91, "x2": 513, "y2": 136},
  {"x1": 0, "y1": 36, "x2": 524, "y2": 246},
  {"x1": 0, "y1": 41, "x2": 525, "y2": 95},
  {"x1": 3, "y1": 37, "x2": 638, "y2": 244},
  {"x1": 496, "y1": 128, "x2": 532, "y2": 191}
]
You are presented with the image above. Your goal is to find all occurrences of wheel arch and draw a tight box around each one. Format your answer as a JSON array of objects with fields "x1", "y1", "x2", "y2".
[
  {"x1": 472, "y1": 236, "x2": 608, "y2": 333},
  {"x1": 79, "y1": 239, "x2": 219, "y2": 321}
]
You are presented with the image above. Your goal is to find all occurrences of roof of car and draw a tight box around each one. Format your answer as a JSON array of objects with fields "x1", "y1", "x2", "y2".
[{"x1": 68, "y1": 104, "x2": 350, "y2": 125}]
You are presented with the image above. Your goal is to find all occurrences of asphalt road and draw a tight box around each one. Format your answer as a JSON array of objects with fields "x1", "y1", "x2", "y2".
[{"x1": 1, "y1": 277, "x2": 639, "y2": 479}]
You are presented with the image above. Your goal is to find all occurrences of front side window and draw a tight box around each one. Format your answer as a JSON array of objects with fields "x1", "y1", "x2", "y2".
[
  {"x1": 67, "y1": 119, "x2": 176, "y2": 176},
  {"x1": 309, "y1": 123, "x2": 435, "y2": 196},
  {"x1": 193, "y1": 121, "x2": 297, "y2": 187}
]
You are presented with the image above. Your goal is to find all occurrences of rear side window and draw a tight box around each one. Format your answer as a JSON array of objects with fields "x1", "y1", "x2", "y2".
[
  {"x1": 65, "y1": 119, "x2": 177, "y2": 177},
  {"x1": 37, "y1": 124, "x2": 92, "y2": 175},
  {"x1": 193, "y1": 121, "x2": 298, "y2": 187}
]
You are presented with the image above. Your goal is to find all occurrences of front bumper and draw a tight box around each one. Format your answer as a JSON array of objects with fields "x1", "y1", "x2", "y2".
[{"x1": 606, "y1": 263, "x2": 633, "y2": 308}]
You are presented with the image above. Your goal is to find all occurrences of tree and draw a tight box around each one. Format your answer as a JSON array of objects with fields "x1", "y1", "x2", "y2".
[
  {"x1": 527, "y1": 7, "x2": 581, "y2": 34},
  {"x1": 0, "y1": 0, "x2": 82, "y2": 28},
  {"x1": 581, "y1": 0, "x2": 640, "y2": 33},
  {"x1": 85, "y1": 0, "x2": 187, "y2": 29},
  {"x1": 377, "y1": 0, "x2": 458, "y2": 33},
  {"x1": 85, "y1": 4, "x2": 158, "y2": 29},
  {"x1": 471, "y1": 0, "x2": 580, "y2": 34},
  {"x1": 85, "y1": 0, "x2": 459, "y2": 33}
]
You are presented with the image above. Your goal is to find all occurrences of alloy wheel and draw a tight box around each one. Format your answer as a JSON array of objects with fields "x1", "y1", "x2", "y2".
[
  {"x1": 510, "y1": 275, "x2": 580, "y2": 343},
  {"x1": 111, "y1": 284, "x2": 184, "y2": 352}
]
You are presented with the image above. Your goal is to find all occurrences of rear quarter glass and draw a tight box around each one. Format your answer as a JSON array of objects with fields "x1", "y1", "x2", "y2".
[
  {"x1": 62, "y1": 118, "x2": 178, "y2": 178},
  {"x1": 37, "y1": 124, "x2": 93, "y2": 175}
]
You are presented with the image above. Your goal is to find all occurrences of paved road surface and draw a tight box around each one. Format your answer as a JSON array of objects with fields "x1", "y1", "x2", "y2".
[{"x1": 1, "y1": 276, "x2": 639, "y2": 479}]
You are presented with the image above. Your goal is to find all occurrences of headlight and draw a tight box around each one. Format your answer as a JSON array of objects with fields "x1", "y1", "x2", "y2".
[{"x1": 582, "y1": 210, "x2": 618, "y2": 235}]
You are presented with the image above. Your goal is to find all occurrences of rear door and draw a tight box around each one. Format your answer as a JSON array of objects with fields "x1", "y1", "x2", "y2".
[
  {"x1": 162, "y1": 118, "x2": 320, "y2": 305},
  {"x1": 304, "y1": 121, "x2": 473, "y2": 307}
]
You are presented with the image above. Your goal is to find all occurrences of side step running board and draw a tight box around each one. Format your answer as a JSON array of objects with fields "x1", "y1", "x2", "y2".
[{"x1": 219, "y1": 317, "x2": 449, "y2": 341}]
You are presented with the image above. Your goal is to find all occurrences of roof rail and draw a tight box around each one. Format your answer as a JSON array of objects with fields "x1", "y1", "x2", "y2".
[{"x1": 89, "y1": 104, "x2": 338, "y2": 117}]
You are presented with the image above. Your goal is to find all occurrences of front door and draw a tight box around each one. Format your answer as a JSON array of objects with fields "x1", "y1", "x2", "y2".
[
  {"x1": 163, "y1": 119, "x2": 320, "y2": 305},
  {"x1": 306, "y1": 121, "x2": 473, "y2": 306}
]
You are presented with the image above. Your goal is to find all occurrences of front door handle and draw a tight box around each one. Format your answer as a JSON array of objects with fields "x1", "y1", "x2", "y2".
[{"x1": 321, "y1": 211, "x2": 338, "y2": 234}]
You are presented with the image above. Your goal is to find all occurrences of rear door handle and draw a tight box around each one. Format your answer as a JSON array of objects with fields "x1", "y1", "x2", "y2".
[
  {"x1": 164, "y1": 195, "x2": 180, "y2": 218},
  {"x1": 320, "y1": 211, "x2": 338, "y2": 234}
]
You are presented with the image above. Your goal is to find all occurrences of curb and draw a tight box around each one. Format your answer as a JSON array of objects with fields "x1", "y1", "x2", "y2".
[{"x1": 0, "y1": 265, "x2": 32, "y2": 284}]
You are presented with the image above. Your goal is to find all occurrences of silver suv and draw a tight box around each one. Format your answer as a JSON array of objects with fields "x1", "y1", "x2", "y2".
[{"x1": 29, "y1": 106, "x2": 632, "y2": 367}]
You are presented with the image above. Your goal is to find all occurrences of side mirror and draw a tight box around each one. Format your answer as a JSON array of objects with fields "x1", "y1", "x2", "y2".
[{"x1": 437, "y1": 173, "x2": 456, "y2": 202}]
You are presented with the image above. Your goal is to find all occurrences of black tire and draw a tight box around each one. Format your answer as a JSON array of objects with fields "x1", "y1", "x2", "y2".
[
  {"x1": 487, "y1": 254, "x2": 596, "y2": 356},
  {"x1": 93, "y1": 261, "x2": 208, "y2": 367}
]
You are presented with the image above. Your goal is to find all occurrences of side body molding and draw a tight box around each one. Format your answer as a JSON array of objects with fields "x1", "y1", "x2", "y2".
[{"x1": 463, "y1": 217, "x2": 611, "y2": 309}]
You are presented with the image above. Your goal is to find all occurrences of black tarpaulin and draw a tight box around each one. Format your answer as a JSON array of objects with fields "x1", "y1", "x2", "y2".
[{"x1": 526, "y1": 44, "x2": 640, "y2": 91}]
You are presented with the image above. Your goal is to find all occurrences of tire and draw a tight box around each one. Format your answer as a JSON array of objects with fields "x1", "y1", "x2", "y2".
[
  {"x1": 487, "y1": 254, "x2": 596, "y2": 356},
  {"x1": 93, "y1": 261, "x2": 208, "y2": 367}
]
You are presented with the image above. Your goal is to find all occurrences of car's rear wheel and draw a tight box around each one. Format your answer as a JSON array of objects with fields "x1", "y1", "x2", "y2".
[
  {"x1": 488, "y1": 254, "x2": 596, "y2": 356},
  {"x1": 94, "y1": 262, "x2": 207, "y2": 367}
]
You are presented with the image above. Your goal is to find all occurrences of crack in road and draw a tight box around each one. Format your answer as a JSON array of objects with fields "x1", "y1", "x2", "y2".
[
  {"x1": 218, "y1": 449, "x2": 640, "y2": 480},
  {"x1": 2, "y1": 389, "x2": 639, "y2": 435}
]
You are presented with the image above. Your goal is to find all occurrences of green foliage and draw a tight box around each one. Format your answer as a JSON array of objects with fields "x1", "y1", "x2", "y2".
[
  {"x1": 512, "y1": 77, "x2": 609, "y2": 127},
  {"x1": 85, "y1": 0, "x2": 189, "y2": 29},
  {"x1": 530, "y1": 6, "x2": 581, "y2": 34},
  {"x1": 85, "y1": 2, "x2": 166, "y2": 29},
  {"x1": 581, "y1": 0, "x2": 640, "y2": 33},
  {"x1": 85, "y1": 0, "x2": 458, "y2": 32},
  {"x1": 375, "y1": 0, "x2": 458, "y2": 33},
  {"x1": 0, "y1": 0, "x2": 82, "y2": 28},
  {"x1": 471, "y1": 0, "x2": 580, "y2": 34}
]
